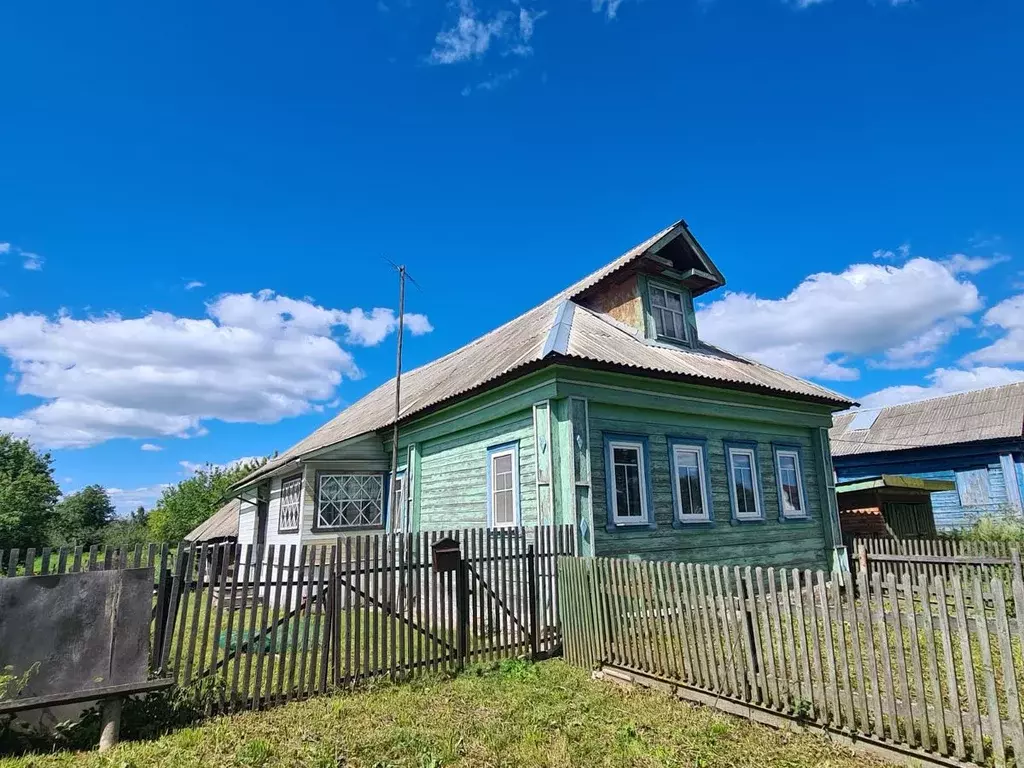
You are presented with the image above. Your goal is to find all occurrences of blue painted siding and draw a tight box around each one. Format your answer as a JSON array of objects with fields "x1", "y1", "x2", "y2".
[{"x1": 834, "y1": 441, "x2": 1024, "y2": 531}]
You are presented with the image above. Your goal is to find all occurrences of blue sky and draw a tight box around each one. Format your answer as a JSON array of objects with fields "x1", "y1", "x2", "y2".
[{"x1": 0, "y1": 0, "x2": 1021, "y2": 512}]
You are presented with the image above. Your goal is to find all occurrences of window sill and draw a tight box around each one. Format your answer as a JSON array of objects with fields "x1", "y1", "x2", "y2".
[
  {"x1": 311, "y1": 525, "x2": 386, "y2": 535},
  {"x1": 729, "y1": 516, "x2": 765, "y2": 526},
  {"x1": 778, "y1": 514, "x2": 812, "y2": 524},
  {"x1": 605, "y1": 521, "x2": 657, "y2": 533},
  {"x1": 277, "y1": 527, "x2": 300, "y2": 535},
  {"x1": 672, "y1": 519, "x2": 715, "y2": 530}
]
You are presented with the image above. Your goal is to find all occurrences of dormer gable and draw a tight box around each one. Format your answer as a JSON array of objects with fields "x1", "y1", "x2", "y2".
[{"x1": 572, "y1": 221, "x2": 726, "y2": 346}]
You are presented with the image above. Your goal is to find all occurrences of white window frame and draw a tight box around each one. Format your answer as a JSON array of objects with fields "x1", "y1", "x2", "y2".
[
  {"x1": 670, "y1": 443, "x2": 710, "y2": 523},
  {"x1": 388, "y1": 470, "x2": 407, "y2": 532},
  {"x1": 278, "y1": 474, "x2": 302, "y2": 533},
  {"x1": 727, "y1": 447, "x2": 763, "y2": 521},
  {"x1": 609, "y1": 439, "x2": 650, "y2": 526},
  {"x1": 487, "y1": 445, "x2": 520, "y2": 529},
  {"x1": 774, "y1": 449, "x2": 808, "y2": 519},
  {"x1": 315, "y1": 473, "x2": 385, "y2": 530},
  {"x1": 649, "y1": 284, "x2": 689, "y2": 343}
]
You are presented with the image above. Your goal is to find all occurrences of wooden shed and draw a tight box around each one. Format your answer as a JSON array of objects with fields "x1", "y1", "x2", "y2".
[{"x1": 836, "y1": 474, "x2": 955, "y2": 547}]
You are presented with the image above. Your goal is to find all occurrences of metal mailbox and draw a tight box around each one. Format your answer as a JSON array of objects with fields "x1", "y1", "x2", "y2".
[{"x1": 432, "y1": 536, "x2": 461, "y2": 573}]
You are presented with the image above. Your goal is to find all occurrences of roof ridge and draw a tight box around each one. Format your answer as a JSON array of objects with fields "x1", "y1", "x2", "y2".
[
  {"x1": 542, "y1": 300, "x2": 575, "y2": 357},
  {"x1": 852, "y1": 380, "x2": 1024, "y2": 414}
]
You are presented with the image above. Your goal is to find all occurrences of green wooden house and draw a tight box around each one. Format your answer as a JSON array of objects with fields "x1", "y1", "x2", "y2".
[{"x1": 230, "y1": 221, "x2": 854, "y2": 572}]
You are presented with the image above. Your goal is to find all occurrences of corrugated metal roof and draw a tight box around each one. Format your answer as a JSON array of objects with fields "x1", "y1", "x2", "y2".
[
  {"x1": 185, "y1": 498, "x2": 240, "y2": 541},
  {"x1": 831, "y1": 382, "x2": 1024, "y2": 457},
  {"x1": 235, "y1": 222, "x2": 854, "y2": 489},
  {"x1": 565, "y1": 305, "x2": 850, "y2": 404}
]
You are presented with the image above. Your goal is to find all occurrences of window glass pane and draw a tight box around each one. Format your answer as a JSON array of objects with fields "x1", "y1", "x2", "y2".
[
  {"x1": 318, "y1": 474, "x2": 383, "y2": 529},
  {"x1": 494, "y1": 453, "x2": 512, "y2": 474},
  {"x1": 612, "y1": 445, "x2": 644, "y2": 521},
  {"x1": 675, "y1": 448, "x2": 704, "y2": 518},
  {"x1": 651, "y1": 288, "x2": 666, "y2": 307},
  {"x1": 673, "y1": 312, "x2": 687, "y2": 340},
  {"x1": 614, "y1": 447, "x2": 638, "y2": 467},
  {"x1": 731, "y1": 452, "x2": 758, "y2": 517},
  {"x1": 624, "y1": 464, "x2": 642, "y2": 517},
  {"x1": 665, "y1": 290, "x2": 683, "y2": 312},
  {"x1": 778, "y1": 454, "x2": 803, "y2": 513}
]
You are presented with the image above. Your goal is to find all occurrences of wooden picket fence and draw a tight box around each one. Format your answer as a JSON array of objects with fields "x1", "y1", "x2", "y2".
[
  {"x1": 559, "y1": 556, "x2": 1024, "y2": 767},
  {"x1": 855, "y1": 536, "x2": 1021, "y2": 589},
  {"x1": 0, "y1": 525, "x2": 575, "y2": 713}
]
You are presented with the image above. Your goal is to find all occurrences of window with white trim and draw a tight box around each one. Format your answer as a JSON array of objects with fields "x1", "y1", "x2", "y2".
[
  {"x1": 728, "y1": 447, "x2": 762, "y2": 520},
  {"x1": 775, "y1": 449, "x2": 806, "y2": 518},
  {"x1": 489, "y1": 447, "x2": 518, "y2": 528},
  {"x1": 316, "y1": 474, "x2": 384, "y2": 530},
  {"x1": 672, "y1": 444, "x2": 709, "y2": 522},
  {"x1": 650, "y1": 285, "x2": 688, "y2": 342},
  {"x1": 278, "y1": 475, "x2": 302, "y2": 532},
  {"x1": 610, "y1": 440, "x2": 648, "y2": 525},
  {"x1": 389, "y1": 471, "x2": 407, "y2": 532}
]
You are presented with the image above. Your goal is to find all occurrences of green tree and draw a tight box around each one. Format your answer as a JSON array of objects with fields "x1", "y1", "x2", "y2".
[
  {"x1": 0, "y1": 435, "x2": 60, "y2": 550},
  {"x1": 148, "y1": 460, "x2": 265, "y2": 542},
  {"x1": 102, "y1": 506, "x2": 152, "y2": 549},
  {"x1": 51, "y1": 484, "x2": 115, "y2": 546}
]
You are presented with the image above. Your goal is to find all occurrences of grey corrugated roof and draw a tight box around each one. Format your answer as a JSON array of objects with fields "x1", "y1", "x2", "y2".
[
  {"x1": 185, "y1": 498, "x2": 241, "y2": 541},
  {"x1": 235, "y1": 221, "x2": 853, "y2": 490},
  {"x1": 565, "y1": 304, "x2": 850, "y2": 403},
  {"x1": 831, "y1": 382, "x2": 1024, "y2": 457}
]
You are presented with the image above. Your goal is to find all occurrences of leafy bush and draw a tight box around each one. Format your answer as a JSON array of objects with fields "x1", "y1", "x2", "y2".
[{"x1": 948, "y1": 506, "x2": 1024, "y2": 543}]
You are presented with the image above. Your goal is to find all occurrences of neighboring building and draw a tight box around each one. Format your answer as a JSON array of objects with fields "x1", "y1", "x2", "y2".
[
  {"x1": 831, "y1": 383, "x2": 1024, "y2": 531},
  {"x1": 184, "y1": 498, "x2": 241, "y2": 545},
  {"x1": 835, "y1": 474, "x2": 955, "y2": 548},
  {"x1": 231, "y1": 220, "x2": 854, "y2": 572}
]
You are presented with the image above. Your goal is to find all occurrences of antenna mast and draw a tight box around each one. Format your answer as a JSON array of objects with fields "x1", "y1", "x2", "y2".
[{"x1": 389, "y1": 263, "x2": 406, "y2": 533}]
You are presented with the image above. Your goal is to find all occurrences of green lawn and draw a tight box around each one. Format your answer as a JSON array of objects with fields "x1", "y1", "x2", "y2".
[{"x1": 1, "y1": 660, "x2": 890, "y2": 768}]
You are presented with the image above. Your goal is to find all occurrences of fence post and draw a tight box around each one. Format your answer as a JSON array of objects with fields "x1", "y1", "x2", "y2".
[
  {"x1": 858, "y1": 544, "x2": 868, "y2": 574},
  {"x1": 456, "y1": 555, "x2": 470, "y2": 669},
  {"x1": 527, "y1": 544, "x2": 539, "y2": 659}
]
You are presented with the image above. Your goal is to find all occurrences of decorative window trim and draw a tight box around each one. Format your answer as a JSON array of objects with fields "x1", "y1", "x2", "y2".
[
  {"x1": 641, "y1": 276, "x2": 691, "y2": 346},
  {"x1": 486, "y1": 442, "x2": 521, "y2": 529},
  {"x1": 772, "y1": 443, "x2": 809, "y2": 522},
  {"x1": 312, "y1": 471, "x2": 386, "y2": 532},
  {"x1": 725, "y1": 441, "x2": 765, "y2": 525},
  {"x1": 277, "y1": 473, "x2": 303, "y2": 533},
  {"x1": 667, "y1": 436, "x2": 714, "y2": 528},
  {"x1": 603, "y1": 433, "x2": 655, "y2": 532}
]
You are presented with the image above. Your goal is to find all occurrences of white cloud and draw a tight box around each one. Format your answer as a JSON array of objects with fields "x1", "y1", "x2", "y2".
[
  {"x1": 462, "y1": 69, "x2": 520, "y2": 96},
  {"x1": 0, "y1": 291, "x2": 432, "y2": 448},
  {"x1": 697, "y1": 257, "x2": 983, "y2": 381},
  {"x1": 140, "y1": 443, "x2": 163, "y2": 452},
  {"x1": 592, "y1": 0, "x2": 626, "y2": 18},
  {"x1": 108, "y1": 484, "x2": 171, "y2": 514},
  {"x1": 872, "y1": 243, "x2": 911, "y2": 262},
  {"x1": 429, "y1": 0, "x2": 543, "y2": 65},
  {"x1": 0, "y1": 242, "x2": 44, "y2": 271},
  {"x1": 962, "y1": 293, "x2": 1024, "y2": 366},
  {"x1": 857, "y1": 366, "x2": 1024, "y2": 409},
  {"x1": 869, "y1": 318, "x2": 971, "y2": 370},
  {"x1": 942, "y1": 252, "x2": 1010, "y2": 275},
  {"x1": 429, "y1": 0, "x2": 511, "y2": 64},
  {"x1": 185, "y1": 280, "x2": 206, "y2": 291}
]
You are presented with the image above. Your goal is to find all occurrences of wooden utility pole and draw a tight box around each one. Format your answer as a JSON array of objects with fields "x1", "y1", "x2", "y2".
[{"x1": 389, "y1": 264, "x2": 406, "y2": 533}]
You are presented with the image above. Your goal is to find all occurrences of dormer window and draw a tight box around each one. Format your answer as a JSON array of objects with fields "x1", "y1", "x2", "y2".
[{"x1": 650, "y1": 285, "x2": 688, "y2": 342}]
